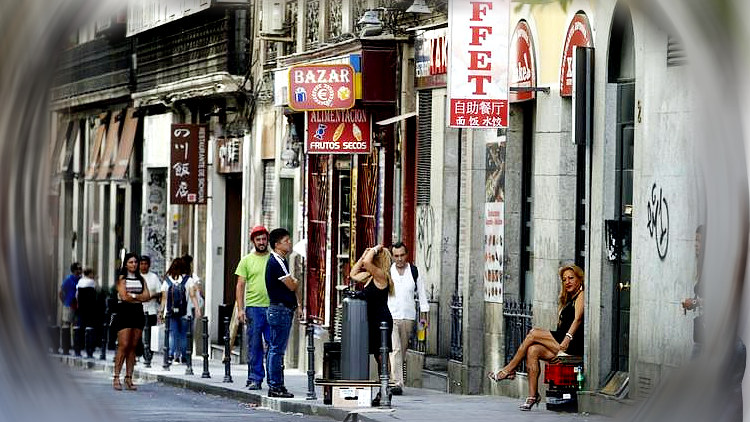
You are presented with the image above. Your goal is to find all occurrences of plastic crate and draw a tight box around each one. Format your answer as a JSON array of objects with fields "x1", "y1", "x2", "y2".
[
  {"x1": 544, "y1": 363, "x2": 578, "y2": 387},
  {"x1": 545, "y1": 388, "x2": 578, "y2": 412}
]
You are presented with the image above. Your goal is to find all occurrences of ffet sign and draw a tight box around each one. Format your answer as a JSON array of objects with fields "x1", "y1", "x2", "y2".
[{"x1": 288, "y1": 64, "x2": 356, "y2": 111}]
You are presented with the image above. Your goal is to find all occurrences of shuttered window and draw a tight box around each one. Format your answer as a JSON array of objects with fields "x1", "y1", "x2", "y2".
[
  {"x1": 416, "y1": 91, "x2": 432, "y2": 205},
  {"x1": 262, "y1": 160, "x2": 276, "y2": 228}
]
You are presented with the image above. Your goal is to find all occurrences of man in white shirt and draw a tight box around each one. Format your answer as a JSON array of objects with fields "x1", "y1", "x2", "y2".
[{"x1": 387, "y1": 242, "x2": 429, "y2": 395}]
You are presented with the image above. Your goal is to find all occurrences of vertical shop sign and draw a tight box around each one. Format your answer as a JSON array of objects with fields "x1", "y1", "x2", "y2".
[
  {"x1": 560, "y1": 13, "x2": 593, "y2": 97},
  {"x1": 484, "y1": 135, "x2": 506, "y2": 303},
  {"x1": 170, "y1": 124, "x2": 207, "y2": 204},
  {"x1": 448, "y1": 0, "x2": 510, "y2": 128},
  {"x1": 509, "y1": 20, "x2": 537, "y2": 103}
]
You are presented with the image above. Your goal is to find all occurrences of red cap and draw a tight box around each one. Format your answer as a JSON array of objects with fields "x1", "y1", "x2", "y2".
[{"x1": 250, "y1": 225, "x2": 268, "y2": 239}]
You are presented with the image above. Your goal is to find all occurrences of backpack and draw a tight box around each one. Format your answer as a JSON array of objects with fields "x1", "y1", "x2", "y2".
[
  {"x1": 166, "y1": 275, "x2": 190, "y2": 317},
  {"x1": 410, "y1": 264, "x2": 419, "y2": 293}
]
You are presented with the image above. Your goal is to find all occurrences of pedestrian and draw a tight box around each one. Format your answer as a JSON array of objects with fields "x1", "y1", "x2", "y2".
[
  {"x1": 387, "y1": 241, "x2": 429, "y2": 395},
  {"x1": 488, "y1": 263, "x2": 585, "y2": 411},
  {"x1": 265, "y1": 228, "x2": 301, "y2": 398},
  {"x1": 182, "y1": 254, "x2": 203, "y2": 321},
  {"x1": 59, "y1": 262, "x2": 82, "y2": 348},
  {"x1": 139, "y1": 256, "x2": 162, "y2": 360},
  {"x1": 160, "y1": 258, "x2": 198, "y2": 363},
  {"x1": 112, "y1": 252, "x2": 151, "y2": 391},
  {"x1": 75, "y1": 267, "x2": 98, "y2": 358},
  {"x1": 234, "y1": 225, "x2": 271, "y2": 390}
]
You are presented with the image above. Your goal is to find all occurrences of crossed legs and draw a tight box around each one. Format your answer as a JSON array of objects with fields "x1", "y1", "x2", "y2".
[{"x1": 491, "y1": 328, "x2": 560, "y2": 397}]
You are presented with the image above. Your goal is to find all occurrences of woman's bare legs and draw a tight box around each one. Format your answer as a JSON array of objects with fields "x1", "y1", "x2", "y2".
[
  {"x1": 113, "y1": 329, "x2": 130, "y2": 390},
  {"x1": 125, "y1": 328, "x2": 142, "y2": 381},
  {"x1": 526, "y1": 344, "x2": 556, "y2": 398},
  {"x1": 496, "y1": 328, "x2": 561, "y2": 376}
]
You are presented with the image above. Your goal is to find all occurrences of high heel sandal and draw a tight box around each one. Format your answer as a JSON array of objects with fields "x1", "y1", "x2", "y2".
[
  {"x1": 124, "y1": 376, "x2": 137, "y2": 391},
  {"x1": 113, "y1": 376, "x2": 122, "y2": 391},
  {"x1": 519, "y1": 394, "x2": 541, "y2": 411},
  {"x1": 487, "y1": 369, "x2": 516, "y2": 382}
]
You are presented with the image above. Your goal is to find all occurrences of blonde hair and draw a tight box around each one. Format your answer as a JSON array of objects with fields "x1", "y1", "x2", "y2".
[
  {"x1": 557, "y1": 263, "x2": 584, "y2": 313},
  {"x1": 353, "y1": 248, "x2": 395, "y2": 295}
]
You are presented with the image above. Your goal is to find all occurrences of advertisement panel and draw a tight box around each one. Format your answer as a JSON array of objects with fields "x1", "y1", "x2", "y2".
[
  {"x1": 509, "y1": 20, "x2": 536, "y2": 103},
  {"x1": 560, "y1": 13, "x2": 593, "y2": 97},
  {"x1": 289, "y1": 64, "x2": 356, "y2": 111},
  {"x1": 415, "y1": 27, "x2": 448, "y2": 89},
  {"x1": 306, "y1": 109, "x2": 371, "y2": 154},
  {"x1": 170, "y1": 124, "x2": 207, "y2": 205},
  {"x1": 484, "y1": 136, "x2": 505, "y2": 303},
  {"x1": 448, "y1": 0, "x2": 510, "y2": 128}
]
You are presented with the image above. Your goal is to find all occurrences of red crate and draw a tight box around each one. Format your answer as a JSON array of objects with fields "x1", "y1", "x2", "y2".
[{"x1": 544, "y1": 363, "x2": 577, "y2": 387}]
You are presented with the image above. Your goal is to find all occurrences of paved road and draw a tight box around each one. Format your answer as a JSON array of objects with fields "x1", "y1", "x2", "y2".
[{"x1": 67, "y1": 367, "x2": 335, "y2": 422}]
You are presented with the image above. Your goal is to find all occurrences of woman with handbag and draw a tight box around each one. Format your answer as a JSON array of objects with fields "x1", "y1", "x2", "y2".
[
  {"x1": 488, "y1": 263, "x2": 585, "y2": 411},
  {"x1": 112, "y1": 252, "x2": 151, "y2": 391}
]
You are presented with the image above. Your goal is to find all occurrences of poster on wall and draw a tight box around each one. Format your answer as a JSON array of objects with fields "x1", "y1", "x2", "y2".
[
  {"x1": 485, "y1": 138, "x2": 506, "y2": 303},
  {"x1": 448, "y1": 0, "x2": 510, "y2": 128},
  {"x1": 142, "y1": 169, "x2": 168, "y2": 276}
]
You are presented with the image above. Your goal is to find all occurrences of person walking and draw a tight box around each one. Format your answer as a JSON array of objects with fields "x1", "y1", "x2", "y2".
[
  {"x1": 387, "y1": 242, "x2": 429, "y2": 395},
  {"x1": 139, "y1": 256, "x2": 162, "y2": 361},
  {"x1": 75, "y1": 268, "x2": 98, "y2": 358},
  {"x1": 160, "y1": 258, "x2": 197, "y2": 363},
  {"x1": 235, "y1": 225, "x2": 271, "y2": 390},
  {"x1": 112, "y1": 252, "x2": 151, "y2": 391},
  {"x1": 265, "y1": 228, "x2": 301, "y2": 398}
]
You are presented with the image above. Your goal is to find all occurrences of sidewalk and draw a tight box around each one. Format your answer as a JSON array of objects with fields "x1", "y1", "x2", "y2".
[{"x1": 56, "y1": 352, "x2": 606, "y2": 422}]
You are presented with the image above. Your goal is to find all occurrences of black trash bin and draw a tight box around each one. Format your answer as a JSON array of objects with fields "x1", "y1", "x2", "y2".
[{"x1": 341, "y1": 297, "x2": 369, "y2": 380}]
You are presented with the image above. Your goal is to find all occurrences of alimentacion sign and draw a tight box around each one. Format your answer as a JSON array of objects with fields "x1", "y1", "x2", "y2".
[{"x1": 306, "y1": 109, "x2": 371, "y2": 154}]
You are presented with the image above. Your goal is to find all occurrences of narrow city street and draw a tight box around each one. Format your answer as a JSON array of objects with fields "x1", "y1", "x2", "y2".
[{"x1": 66, "y1": 366, "x2": 334, "y2": 422}]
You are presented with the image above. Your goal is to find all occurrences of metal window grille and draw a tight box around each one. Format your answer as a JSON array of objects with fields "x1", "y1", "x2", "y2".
[
  {"x1": 283, "y1": 0, "x2": 298, "y2": 56},
  {"x1": 328, "y1": 0, "x2": 342, "y2": 39},
  {"x1": 262, "y1": 160, "x2": 276, "y2": 228},
  {"x1": 449, "y1": 293, "x2": 463, "y2": 361},
  {"x1": 416, "y1": 91, "x2": 432, "y2": 205},
  {"x1": 503, "y1": 298, "x2": 533, "y2": 373},
  {"x1": 305, "y1": 0, "x2": 320, "y2": 50}
]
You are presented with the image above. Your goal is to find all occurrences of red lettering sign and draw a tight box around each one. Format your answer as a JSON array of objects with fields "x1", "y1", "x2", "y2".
[
  {"x1": 289, "y1": 64, "x2": 356, "y2": 111},
  {"x1": 510, "y1": 20, "x2": 536, "y2": 103},
  {"x1": 416, "y1": 28, "x2": 448, "y2": 89},
  {"x1": 306, "y1": 109, "x2": 371, "y2": 154},
  {"x1": 560, "y1": 13, "x2": 592, "y2": 97}
]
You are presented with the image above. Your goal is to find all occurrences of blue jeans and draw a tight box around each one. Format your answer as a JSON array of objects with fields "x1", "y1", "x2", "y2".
[
  {"x1": 168, "y1": 315, "x2": 188, "y2": 358},
  {"x1": 266, "y1": 304, "x2": 293, "y2": 390},
  {"x1": 245, "y1": 306, "x2": 270, "y2": 384}
]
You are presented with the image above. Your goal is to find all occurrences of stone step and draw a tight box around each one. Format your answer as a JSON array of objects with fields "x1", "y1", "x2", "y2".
[
  {"x1": 421, "y1": 368, "x2": 448, "y2": 393},
  {"x1": 209, "y1": 344, "x2": 242, "y2": 365},
  {"x1": 424, "y1": 356, "x2": 448, "y2": 372}
]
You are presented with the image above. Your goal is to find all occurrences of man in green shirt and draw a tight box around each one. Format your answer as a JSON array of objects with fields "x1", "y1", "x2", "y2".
[{"x1": 235, "y1": 225, "x2": 271, "y2": 390}]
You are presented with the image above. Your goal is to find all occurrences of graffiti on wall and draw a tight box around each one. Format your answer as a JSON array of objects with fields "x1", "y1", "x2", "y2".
[
  {"x1": 142, "y1": 169, "x2": 168, "y2": 276},
  {"x1": 484, "y1": 137, "x2": 506, "y2": 303},
  {"x1": 646, "y1": 182, "x2": 670, "y2": 260},
  {"x1": 417, "y1": 205, "x2": 435, "y2": 272}
]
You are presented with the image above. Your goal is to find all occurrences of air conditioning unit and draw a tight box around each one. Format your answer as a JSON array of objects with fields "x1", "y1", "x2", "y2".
[{"x1": 261, "y1": 0, "x2": 285, "y2": 35}]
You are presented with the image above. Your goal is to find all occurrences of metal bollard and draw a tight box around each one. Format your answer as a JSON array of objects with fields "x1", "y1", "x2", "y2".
[
  {"x1": 306, "y1": 319, "x2": 317, "y2": 400},
  {"x1": 163, "y1": 316, "x2": 171, "y2": 370},
  {"x1": 185, "y1": 315, "x2": 194, "y2": 375},
  {"x1": 222, "y1": 316, "x2": 232, "y2": 383},
  {"x1": 201, "y1": 316, "x2": 210, "y2": 378},
  {"x1": 73, "y1": 325, "x2": 82, "y2": 356},
  {"x1": 100, "y1": 320, "x2": 107, "y2": 360},
  {"x1": 85, "y1": 327, "x2": 96, "y2": 358},
  {"x1": 143, "y1": 320, "x2": 152, "y2": 368},
  {"x1": 379, "y1": 321, "x2": 391, "y2": 408}
]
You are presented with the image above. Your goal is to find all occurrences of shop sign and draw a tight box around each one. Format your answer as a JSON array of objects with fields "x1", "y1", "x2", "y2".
[
  {"x1": 560, "y1": 13, "x2": 593, "y2": 97},
  {"x1": 509, "y1": 20, "x2": 536, "y2": 103},
  {"x1": 306, "y1": 109, "x2": 371, "y2": 154},
  {"x1": 289, "y1": 64, "x2": 356, "y2": 111},
  {"x1": 216, "y1": 137, "x2": 243, "y2": 173},
  {"x1": 170, "y1": 124, "x2": 207, "y2": 204},
  {"x1": 448, "y1": 0, "x2": 510, "y2": 128},
  {"x1": 415, "y1": 27, "x2": 448, "y2": 89}
]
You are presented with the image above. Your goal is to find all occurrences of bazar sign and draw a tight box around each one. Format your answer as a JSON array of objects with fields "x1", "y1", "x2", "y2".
[
  {"x1": 448, "y1": 0, "x2": 510, "y2": 128},
  {"x1": 415, "y1": 27, "x2": 448, "y2": 89},
  {"x1": 289, "y1": 64, "x2": 356, "y2": 111},
  {"x1": 509, "y1": 20, "x2": 536, "y2": 103},
  {"x1": 560, "y1": 13, "x2": 593, "y2": 97},
  {"x1": 306, "y1": 109, "x2": 371, "y2": 154},
  {"x1": 170, "y1": 124, "x2": 207, "y2": 204}
]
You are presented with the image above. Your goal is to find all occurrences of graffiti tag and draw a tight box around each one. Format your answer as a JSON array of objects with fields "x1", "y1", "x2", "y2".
[{"x1": 646, "y1": 182, "x2": 669, "y2": 260}]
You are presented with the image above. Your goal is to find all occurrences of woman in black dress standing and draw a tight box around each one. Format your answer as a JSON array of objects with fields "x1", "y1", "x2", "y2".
[
  {"x1": 349, "y1": 244, "x2": 395, "y2": 374},
  {"x1": 112, "y1": 252, "x2": 151, "y2": 391},
  {"x1": 488, "y1": 263, "x2": 584, "y2": 410}
]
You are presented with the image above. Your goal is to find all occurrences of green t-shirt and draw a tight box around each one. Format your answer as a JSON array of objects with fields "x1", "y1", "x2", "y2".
[{"x1": 234, "y1": 253, "x2": 271, "y2": 307}]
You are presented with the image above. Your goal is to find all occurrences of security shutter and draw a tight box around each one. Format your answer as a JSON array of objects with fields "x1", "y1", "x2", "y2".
[
  {"x1": 416, "y1": 91, "x2": 432, "y2": 205},
  {"x1": 262, "y1": 160, "x2": 276, "y2": 228},
  {"x1": 667, "y1": 35, "x2": 686, "y2": 67}
]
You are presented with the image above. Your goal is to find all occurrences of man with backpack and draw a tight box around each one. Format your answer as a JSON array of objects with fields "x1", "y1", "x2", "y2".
[{"x1": 388, "y1": 242, "x2": 430, "y2": 395}]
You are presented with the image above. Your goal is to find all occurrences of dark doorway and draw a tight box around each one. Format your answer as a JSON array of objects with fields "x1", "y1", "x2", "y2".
[
  {"x1": 223, "y1": 175, "x2": 242, "y2": 306},
  {"x1": 519, "y1": 101, "x2": 534, "y2": 304}
]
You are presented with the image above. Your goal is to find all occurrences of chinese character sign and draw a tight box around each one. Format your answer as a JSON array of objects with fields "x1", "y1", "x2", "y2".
[
  {"x1": 170, "y1": 124, "x2": 207, "y2": 205},
  {"x1": 448, "y1": 1, "x2": 510, "y2": 128},
  {"x1": 306, "y1": 109, "x2": 371, "y2": 154},
  {"x1": 288, "y1": 64, "x2": 356, "y2": 111}
]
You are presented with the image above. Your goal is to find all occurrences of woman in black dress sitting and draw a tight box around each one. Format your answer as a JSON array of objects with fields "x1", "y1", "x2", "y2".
[{"x1": 488, "y1": 263, "x2": 584, "y2": 410}]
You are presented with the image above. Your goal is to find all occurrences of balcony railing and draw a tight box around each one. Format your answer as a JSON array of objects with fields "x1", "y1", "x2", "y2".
[{"x1": 503, "y1": 298, "x2": 533, "y2": 373}]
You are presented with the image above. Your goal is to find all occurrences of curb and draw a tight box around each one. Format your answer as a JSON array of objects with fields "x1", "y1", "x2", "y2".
[{"x1": 56, "y1": 354, "x2": 376, "y2": 422}]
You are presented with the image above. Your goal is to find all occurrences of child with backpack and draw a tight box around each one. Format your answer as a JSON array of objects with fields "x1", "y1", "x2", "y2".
[{"x1": 159, "y1": 258, "x2": 192, "y2": 363}]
